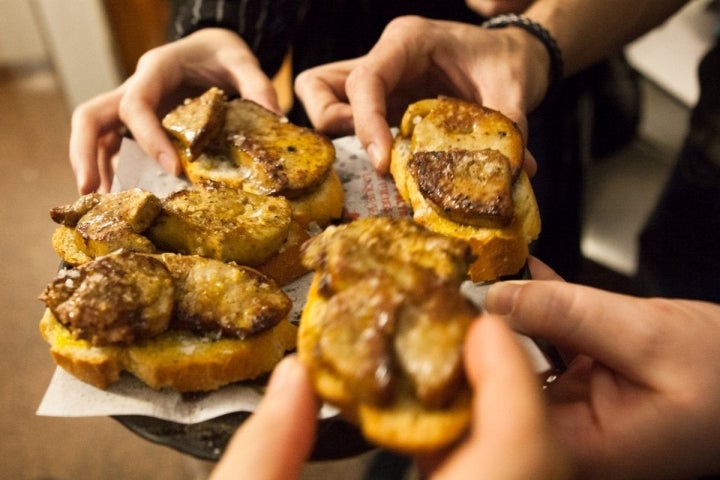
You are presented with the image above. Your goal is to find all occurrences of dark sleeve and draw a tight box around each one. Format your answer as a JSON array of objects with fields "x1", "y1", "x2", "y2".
[{"x1": 171, "y1": 0, "x2": 309, "y2": 77}]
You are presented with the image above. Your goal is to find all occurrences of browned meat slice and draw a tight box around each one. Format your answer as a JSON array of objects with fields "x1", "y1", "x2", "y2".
[
  {"x1": 394, "y1": 284, "x2": 476, "y2": 409},
  {"x1": 162, "y1": 86, "x2": 227, "y2": 162},
  {"x1": 410, "y1": 149, "x2": 514, "y2": 227},
  {"x1": 301, "y1": 216, "x2": 474, "y2": 295},
  {"x1": 39, "y1": 250, "x2": 174, "y2": 346},
  {"x1": 317, "y1": 278, "x2": 402, "y2": 406},
  {"x1": 160, "y1": 253, "x2": 292, "y2": 339},
  {"x1": 49, "y1": 193, "x2": 101, "y2": 226}
]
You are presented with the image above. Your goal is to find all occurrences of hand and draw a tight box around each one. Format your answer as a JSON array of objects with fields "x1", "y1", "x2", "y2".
[
  {"x1": 422, "y1": 313, "x2": 573, "y2": 480},
  {"x1": 69, "y1": 28, "x2": 280, "y2": 194},
  {"x1": 295, "y1": 16, "x2": 550, "y2": 173},
  {"x1": 209, "y1": 355, "x2": 319, "y2": 480},
  {"x1": 210, "y1": 314, "x2": 572, "y2": 480},
  {"x1": 486, "y1": 258, "x2": 720, "y2": 479}
]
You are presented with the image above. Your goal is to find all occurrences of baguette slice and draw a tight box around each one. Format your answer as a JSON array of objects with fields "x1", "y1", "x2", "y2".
[{"x1": 40, "y1": 308, "x2": 297, "y2": 392}]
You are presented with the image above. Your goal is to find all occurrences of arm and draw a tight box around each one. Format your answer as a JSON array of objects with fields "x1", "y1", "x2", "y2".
[
  {"x1": 486, "y1": 258, "x2": 720, "y2": 479},
  {"x1": 523, "y1": 0, "x2": 688, "y2": 75}
]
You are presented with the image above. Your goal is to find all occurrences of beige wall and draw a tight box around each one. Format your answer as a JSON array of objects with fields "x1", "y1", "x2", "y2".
[
  {"x1": 0, "y1": 0, "x2": 46, "y2": 64},
  {"x1": 2, "y1": 0, "x2": 122, "y2": 111}
]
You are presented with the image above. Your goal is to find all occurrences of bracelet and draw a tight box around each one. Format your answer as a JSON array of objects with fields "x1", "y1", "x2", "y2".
[{"x1": 482, "y1": 13, "x2": 564, "y2": 97}]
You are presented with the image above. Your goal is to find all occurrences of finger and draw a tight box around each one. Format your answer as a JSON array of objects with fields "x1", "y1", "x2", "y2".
[
  {"x1": 210, "y1": 356, "x2": 319, "y2": 480},
  {"x1": 294, "y1": 62, "x2": 356, "y2": 135},
  {"x1": 466, "y1": 314, "x2": 547, "y2": 436},
  {"x1": 485, "y1": 280, "x2": 660, "y2": 384},
  {"x1": 343, "y1": 17, "x2": 426, "y2": 173},
  {"x1": 428, "y1": 315, "x2": 550, "y2": 478},
  {"x1": 344, "y1": 61, "x2": 396, "y2": 173},
  {"x1": 69, "y1": 89, "x2": 126, "y2": 193},
  {"x1": 96, "y1": 131, "x2": 123, "y2": 194},
  {"x1": 117, "y1": 90, "x2": 182, "y2": 176},
  {"x1": 227, "y1": 62, "x2": 281, "y2": 114}
]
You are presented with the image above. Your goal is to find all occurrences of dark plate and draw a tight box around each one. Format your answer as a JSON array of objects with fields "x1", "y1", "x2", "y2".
[{"x1": 114, "y1": 412, "x2": 373, "y2": 462}]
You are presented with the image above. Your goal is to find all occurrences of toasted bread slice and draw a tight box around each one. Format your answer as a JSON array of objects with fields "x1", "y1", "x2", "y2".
[
  {"x1": 399, "y1": 97, "x2": 524, "y2": 180},
  {"x1": 40, "y1": 307, "x2": 297, "y2": 392},
  {"x1": 392, "y1": 98, "x2": 540, "y2": 282}
]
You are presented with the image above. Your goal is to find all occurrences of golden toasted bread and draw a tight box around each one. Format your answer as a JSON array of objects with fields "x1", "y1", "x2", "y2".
[
  {"x1": 298, "y1": 217, "x2": 477, "y2": 453},
  {"x1": 40, "y1": 307, "x2": 297, "y2": 392},
  {"x1": 391, "y1": 97, "x2": 541, "y2": 281}
]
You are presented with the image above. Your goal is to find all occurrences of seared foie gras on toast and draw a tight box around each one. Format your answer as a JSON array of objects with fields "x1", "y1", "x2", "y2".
[
  {"x1": 162, "y1": 88, "x2": 344, "y2": 228},
  {"x1": 298, "y1": 216, "x2": 478, "y2": 453},
  {"x1": 392, "y1": 97, "x2": 541, "y2": 281},
  {"x1": 49, "y1": 182, "x2": 307, "y2": 285},
  {"x1": 50, "y1": 188, "x2": 161, "y2": 264},
  {"x1": 39, "y1": 250, "x2": 296, "y2": 391}
]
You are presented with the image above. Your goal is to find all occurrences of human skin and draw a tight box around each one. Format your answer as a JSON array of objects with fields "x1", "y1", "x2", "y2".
[
  {"x1": 486, "y1": 258, "x2": 720, "y2": 479},
  {"x1": 69, "y1": 28, "x2": 279, "y2": 194},
  {"x1": 294, "y1": 0, "x2": 688, "y2": 172},
  {"x1": 209, "y1": 314, "x2": 573, "y2": 480}
]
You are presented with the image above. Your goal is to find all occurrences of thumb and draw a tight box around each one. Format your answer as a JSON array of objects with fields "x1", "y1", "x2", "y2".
[
  {"x1": 210, "y1": 356, "x2": 319, "y2": 480},
  {"x1": 466, "y1": 314, "x2": 547, "y2": 440}
]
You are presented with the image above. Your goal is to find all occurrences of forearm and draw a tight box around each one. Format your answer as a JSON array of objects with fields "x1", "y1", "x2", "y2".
[{"x1": 524, "y1": 0, "x2": 689, "y2": 75}]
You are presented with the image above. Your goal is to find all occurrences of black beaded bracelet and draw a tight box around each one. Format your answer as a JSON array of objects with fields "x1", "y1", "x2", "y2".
[{"x1": 482, "y1": 13, "x2": 564, "y2": 97}]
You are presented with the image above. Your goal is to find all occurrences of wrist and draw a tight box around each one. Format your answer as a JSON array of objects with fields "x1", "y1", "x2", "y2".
[{"x1": 482, "y1": 14, "x2": 563, "y2": 102}]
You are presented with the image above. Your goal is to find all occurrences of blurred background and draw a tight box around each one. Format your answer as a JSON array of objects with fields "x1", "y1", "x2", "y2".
[{"x1": 0, "y1": 0, "x2": 715, "y2": 479}]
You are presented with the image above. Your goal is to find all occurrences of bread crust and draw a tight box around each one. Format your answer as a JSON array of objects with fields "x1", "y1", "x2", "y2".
[
  {"x1": 391, "y1": 98, "x2": 541, "y2": 281},
  {"x1": 40, "y1": 307, "x2": 297, "y2": 392}
]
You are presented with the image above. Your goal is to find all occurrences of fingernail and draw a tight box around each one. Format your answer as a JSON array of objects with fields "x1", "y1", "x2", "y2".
[{"x1": 486, "y1": 281, "x2": 526, "y2": 315}]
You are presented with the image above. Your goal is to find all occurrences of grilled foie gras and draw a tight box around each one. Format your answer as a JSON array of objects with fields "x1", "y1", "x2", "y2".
[
  {"x1": 410, "y1": 149, "x2": 514, "y2": 227},
  {"x1": 40, "y1": 250, "x2": 174, "y2": 346},
  {"x1": 163, "y1": 89, "x2": 337, "y2": 199},
  {"x1": 147, "y1": 180, "x2": 293, "y2": 266},
  {"x1": 50, "y1": 188, "x2": 161, "y2": 263},
  {"x1": 298, "y1": 216, "x2": 478, "y2": 453}
]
